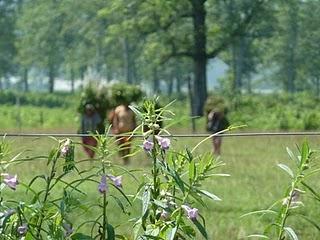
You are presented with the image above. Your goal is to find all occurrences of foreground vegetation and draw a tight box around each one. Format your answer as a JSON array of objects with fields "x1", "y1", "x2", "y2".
[{"x1": 2, "y1": 133, "x2": 320, "y2": 239}]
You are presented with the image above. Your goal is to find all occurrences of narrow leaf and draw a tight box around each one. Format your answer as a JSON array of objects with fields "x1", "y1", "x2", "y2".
[
  {"x1": 199, "y1": 190, "x2": 221, "y2": 201},
  {"x1": 193, "y1": 219, "x2": 208, "y2": 239},
  {"x1": 284, "y1": 227, "x2": 299, "y2": 240},
  {"x1": 247, "y1": 234, "x2": 269, "y2": 239},
  {"x1": 277, "y1": 163, "x2": 294, "y2": 178},
  {"x1": 107, "y1": 223, "x2": 115, "y2": 240}
]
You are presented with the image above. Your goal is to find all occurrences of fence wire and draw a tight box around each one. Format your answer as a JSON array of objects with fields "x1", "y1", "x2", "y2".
[{"x1": 1, "y1": 132, "x2": 320, "y2": 138}]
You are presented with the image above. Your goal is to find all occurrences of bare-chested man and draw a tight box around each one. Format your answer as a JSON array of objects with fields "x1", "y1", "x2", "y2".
[{"x1": 109, "y1": 104, "x2": 136, "y2": 164}]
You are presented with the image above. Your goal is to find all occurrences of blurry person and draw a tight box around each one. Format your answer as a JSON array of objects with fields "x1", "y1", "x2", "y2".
[
  {"x1": 206, "y1": 109, "x2": 229, "y2": 155},
  {"x1": 80, "y1": 104, "x2": 102, "y2": 158},
  {"x1": 110, "y1": 103, "x2": 136, "y2": 164}
]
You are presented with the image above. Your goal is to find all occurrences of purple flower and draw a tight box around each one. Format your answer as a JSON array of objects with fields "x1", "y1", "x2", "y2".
[
  {"x1": 98, "y1": 175, "x2": 108, "y2": 194},
  {"x1": 1, "y1": 173, "x2": 19, "y2": 190},
  {"x1": 17, "y1": 223, "x2": 28, "y2": 236},
  {"x1": 108, "y1": 175, "x2": 122, "y2": 188},
  {"x1": 63, "y1": 222, "x2": 74, "y2": 237},
  {"x1": 143, "y1": 139, "x2": 154, "y2": 152},
  {"x1": 181, "y1": 205, "x2": 198, "y2": 221},
  {"x1": 156, "y1": 136, "x2": 171, "y2": 150}
]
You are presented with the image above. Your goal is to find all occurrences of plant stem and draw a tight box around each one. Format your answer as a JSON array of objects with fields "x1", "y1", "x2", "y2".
[
  {"x1": 102, "y1": 165, "x2": 108, "y2": 240},
  {"x1": 36, "y1": 151, "x2": 58, "y2": 239},
  {"x1": 151, "y1": 135, "x2": 159, "y2": 223}
]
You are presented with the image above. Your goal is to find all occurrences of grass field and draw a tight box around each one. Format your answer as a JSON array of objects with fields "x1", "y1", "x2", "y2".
[{"x1": 2, "y1": 132, "x2": 320, "y2": 239}]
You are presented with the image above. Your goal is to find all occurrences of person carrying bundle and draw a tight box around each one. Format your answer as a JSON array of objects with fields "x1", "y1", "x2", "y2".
[{"x1": 109, "y1": 103, "x2": 136, "y2": 164}]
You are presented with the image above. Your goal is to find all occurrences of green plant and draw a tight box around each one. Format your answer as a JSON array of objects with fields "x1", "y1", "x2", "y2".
[{"x1": 242, "y1": 141, "x2": 320, "y2": 239}]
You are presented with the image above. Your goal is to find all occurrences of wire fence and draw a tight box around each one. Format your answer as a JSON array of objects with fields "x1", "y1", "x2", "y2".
[{"x1": 1, "y1": 132, "x2": 320, "y2": 138}]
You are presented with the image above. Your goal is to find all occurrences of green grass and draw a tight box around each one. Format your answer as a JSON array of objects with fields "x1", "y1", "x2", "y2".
[{"x1": 2, "y1": 133, "x2": 320, "y2": 239}]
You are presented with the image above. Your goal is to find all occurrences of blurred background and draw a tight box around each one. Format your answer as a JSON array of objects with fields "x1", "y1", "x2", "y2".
[{"x1": 1, "y1": 0, "x2": 320, "y2": 133}]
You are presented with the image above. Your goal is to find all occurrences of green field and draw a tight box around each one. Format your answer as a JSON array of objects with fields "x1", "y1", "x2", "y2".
[{"x1": 2, "y1": 133, "x2": 320, "y2": 239}]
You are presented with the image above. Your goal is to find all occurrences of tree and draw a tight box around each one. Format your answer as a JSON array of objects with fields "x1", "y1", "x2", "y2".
[
  {"x1": 100, "y1": 0, "x2": 268, "y2": 116},
  {"x1": 16, "y1": 0, "x2": 64, "y2": 93},
  {"x1": 0, "y1": 0, "x2": 17, "y2": 88}
]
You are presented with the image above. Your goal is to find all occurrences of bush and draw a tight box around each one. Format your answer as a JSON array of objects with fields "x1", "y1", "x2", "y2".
[{"x1": 0, "y1": 90, "x2": 78, "y2": 108}]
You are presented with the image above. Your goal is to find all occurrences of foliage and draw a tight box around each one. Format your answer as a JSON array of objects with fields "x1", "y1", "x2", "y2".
[
  {"x1": 0, "y1": 99, "x2": 228, "y2": 239},
  {"x1": 0, "y1": 90, "x2": 78, "y2": 108},
  {"x1": 242, "y1": 141, "x2": 320, "y2": 239},
  {"x1": 109, "y1": 83, "x2": 143, "y2": 107}
]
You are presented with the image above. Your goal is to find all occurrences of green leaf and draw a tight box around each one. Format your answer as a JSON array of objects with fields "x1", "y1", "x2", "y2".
[
  {"x1": 301, "y1": 181, "x2": 320, "y2": 202},
  {"x1": 240, "y1": 209, "x2": 277, "y2": 218},
  {"x1": 168, "y1": 226, "x2": 178, "y2": 240},
  {"x1": 189, "y1": 160, "x2": 196, "y2": 183},
  {"x1": 286, "y1": 147, "x2": 299, "y2": 165},
  {"x1": 199, "y1": 190, "x2": 221, "y2": 201},
  {"x1": 142, "y1": 188, "x2": 150, "y2": 216},
  {"x1": 193, "y1": 219, "x2": 208, "y2": 239},
  {"x1": 133, "y1": 218, "x2": 142, "y2": 240},
  {"x1": 107, "y1": 223, "x2": 115, "y2": 240},
  {"x1": 153, "y1": 199, "x2": 167, "y2": 209},
  {"x1": 277, "y1": 163, "x2": 294, "y2": 178},
  {"x1": 172, "y1": 170, "x2": 185, "y2": 193},
  {"x1": 71, "y1": 233, "x2": 94, "y2": 240},
  {"x1": 284, "y1": 227, "x2": 299, "y2": 240},
  {"x1": 300, "y1": 141, "x2": 309, "y2": 164},
  {"x1": 185, "y1": 148, "x2": 193, "y2": 162},
  {"x1": 246, "y1": 234, "x2": 269, "y2": 239}
]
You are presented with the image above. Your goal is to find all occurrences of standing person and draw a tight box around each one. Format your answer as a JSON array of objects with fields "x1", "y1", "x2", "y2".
[
  {"x1": 80, "y1": 104, "x2": 102, "y2": 158},
  {"x1": 206, "y1": 109, "x2": 229, "y2": 155},
  {"x1": 110, "y1": 104, "x2": 136, "y2": 164}
]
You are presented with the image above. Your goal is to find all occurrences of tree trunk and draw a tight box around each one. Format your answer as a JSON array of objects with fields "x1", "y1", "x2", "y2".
[
  {"x1": 167, "y1": 75, "x2": 174, "y2": 97},
  {"x1": 316, "y1": 77, "x2": 320, "y2": 98},
  {"x1": 80, "y1": 66, "x2": 85, "y2": 90},
  {"x1": 48, "y1": 65, "x2": 55, "y2": 93},
  {"x1": 152, "y1": 67, "x2": 160, "y2": 94},
  {"x1": 23, "y1": 68, "x2": 28, "y2": 92},
  {"x1": 70, "y1": 68, "x2": 75, "y2": 93},
  {"x1": 123, "y1": 38, "x2": 133, "y2": 84},
  {"x1": 286, "y1": 1, "x2": 298, "y2": 93},
  {"x1": 191, "y1": 0, "x2": 207, "y2": 116},
  {"x1": 187, "y1": 76, "x2": 196, "y2": 132},
  {"x1": 175, "y1": 63, "x2": 182, "y2": 94},
  {"x1": 232, "y1": 37, "x2": 245, "y2": 94}
]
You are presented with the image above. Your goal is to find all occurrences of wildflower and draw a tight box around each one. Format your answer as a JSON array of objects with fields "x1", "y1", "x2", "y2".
[
  {"x1": 143, "y1": 139, "x2": 154, "y2": 152},
  {"x1": 160, "y1": 210, "x2": 170, "y2": 220},
  {"x1": 98, "y1": 175, "x2": 108, "y2": 194},
  {"x1": 156, "y1": 136, "x2": 170, "y2": 150},
  {"x1": 17, "y1": 223, "x2": 28, "y2": 236},
  {"x1": 63, "y1": 222, "x2": 74, "y2": 237},
  {"x1": 108, "y1": 175, "x2": 122, "y2": 188},
  {"x1": 1, "y1": 173, "x2": 19, "y2": 190},
  {"x1": 181, "y1": 205, "x2": 199, "y2": 221},
  {"x1": 61, "y1": 139, "x2": 72, "y2": 157}
]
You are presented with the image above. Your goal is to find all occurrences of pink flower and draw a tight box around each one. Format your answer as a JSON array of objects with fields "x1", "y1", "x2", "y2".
[
  {"x1": 156, "y1": 136, "x2": 170, "y2": 150},
  {"x1": 143, "y1": 139, "x2": 154, "y2": 151},
  {"x1": 108, "y1": 175, "x2": 122, "y2": 188},
  {"x1": 17, "y1": 223, "x2": 28, "y2": 236},
  {"x1": 181, "y1": 205, "x2": 198, "y2": 221},
  {"x1": 1, "y1": 173, "x2": 19, "y2": 190},
  {"x1": 98, "y1": 175, "x2": 108, "y2": 194}
]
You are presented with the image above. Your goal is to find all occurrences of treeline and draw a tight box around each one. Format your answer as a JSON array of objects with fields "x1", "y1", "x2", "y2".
[{"x1": 1, "y1": 0, "x2": 320, "y2": 115}]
